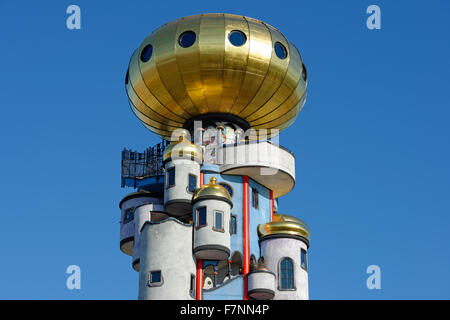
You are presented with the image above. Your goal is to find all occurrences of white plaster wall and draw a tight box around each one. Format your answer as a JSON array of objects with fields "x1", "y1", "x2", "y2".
[
  {"x1": 193, "y1": 199, "x2": 231, "y2": 260},
  {"x1": 260, "y1": 237, "x2": 309, "y2": 300},
  {"x1": 138, "y1": 219, "x2": 196, "y2": 300}
]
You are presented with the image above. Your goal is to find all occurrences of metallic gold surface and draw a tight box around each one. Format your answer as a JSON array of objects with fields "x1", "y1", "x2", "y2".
[
  {"x1": 257, "y1": 214, "x2": 310, "y2": 241},
  {"x1": 126, "y1": 14, "x2": 308, "y2": 137},
  {"x1": 192, "y1": 176, "x2": 232, "y2": 202},
  {"x1": 163, "y1": 135, "x2": 203, "y2": 163}
]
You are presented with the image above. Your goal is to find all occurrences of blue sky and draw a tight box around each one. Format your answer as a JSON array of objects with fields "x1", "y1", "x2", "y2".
[{"x1": 0, "y1": 1, "x2": 449, "y2": 299}]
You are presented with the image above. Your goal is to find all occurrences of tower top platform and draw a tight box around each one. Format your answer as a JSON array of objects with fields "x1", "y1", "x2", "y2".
[{"x1": 125, "y1": 13, "x2": 308, "y2": 138}]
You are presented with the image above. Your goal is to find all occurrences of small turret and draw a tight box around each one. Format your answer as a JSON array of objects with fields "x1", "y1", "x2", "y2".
[
  {"x1": 163, "y1": 130, "x2": 203, "y2": 215},
  {"x1": 192, "y1": 177, "x2": 232, "y2": 260},
  {"x1": 257, "y1": 214, "x2": 310, "y2": 300}
]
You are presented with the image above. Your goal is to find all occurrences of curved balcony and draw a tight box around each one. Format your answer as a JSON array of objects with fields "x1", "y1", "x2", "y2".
[{"x1": 216, "y1": 141, "x2": 295, "y2": 197}]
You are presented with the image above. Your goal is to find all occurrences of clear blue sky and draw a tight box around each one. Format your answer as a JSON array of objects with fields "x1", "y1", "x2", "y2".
[{"x1": 0, "y1": 1, "x2": 449, "y2": 299}]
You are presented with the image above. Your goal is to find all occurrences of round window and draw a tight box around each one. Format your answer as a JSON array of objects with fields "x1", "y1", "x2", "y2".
[
  {"x1": 228, "y1": 30, "x2": 246, "y2": 47},
  {"x1": 140, "y1": 44, "x2": 153, "y2": 62},
  {"x1": 178, "y1": 31, "x2": 196, "y2": 48},
  {"x1": 274, "y1": 42, "x2": 288, "y2": 59}
]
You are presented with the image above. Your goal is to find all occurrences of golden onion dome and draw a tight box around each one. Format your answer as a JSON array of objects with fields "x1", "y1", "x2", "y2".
[
  {"x1": 192, "y1": 177, "x2": 233, "y2": 206},
  {"x1": 125, "y1": 13, "x2": 308, "y2": 138},
  {"x1": 162, "y1": 134, "x2": 203, "y2": 163},
  {"x1": 258, "y1": 214, "x2": 310, "y2": 243}
]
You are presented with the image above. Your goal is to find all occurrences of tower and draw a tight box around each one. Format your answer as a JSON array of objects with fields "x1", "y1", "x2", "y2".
[{"x1": 120, "y1": 13, "x2": 310, "y2": 300}]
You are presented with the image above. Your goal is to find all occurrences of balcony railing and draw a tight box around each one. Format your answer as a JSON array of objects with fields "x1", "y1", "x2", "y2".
[{"x1": 121, "y1": 140, "x2": 168, "y2": 188}]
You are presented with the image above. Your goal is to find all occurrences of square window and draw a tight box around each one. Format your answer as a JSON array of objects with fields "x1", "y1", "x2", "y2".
[
  {"x1": 197, "y1": 207, "x2": 207, "y2": 228},
  {"x1": 148, "y1": 270, "x2": 163, "y2": 287},
  {"x1": 166, "y1": 167, "x2": 175, "y2": 188},
  {"x1": 188, "y1": 174, "x2": 197, "y2": 193}
]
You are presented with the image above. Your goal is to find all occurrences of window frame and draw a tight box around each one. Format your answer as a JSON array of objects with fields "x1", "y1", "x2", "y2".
[
  {"x1": 301, "y1": 248, "x2": 308, "y2": 272},
  {"x1": 123, "y1": 207, "x2": 134, "y2": 224},
  {"x1": 187, "y1": 173, "x2": 197, "y2": 194},
  {"x1": 251, "y1": 188, "x2": 259, "y2": 209},
  {"x1": 147, "y1": 270, "x2": 163, "y2": 287},
  {"x1": 213, "y1": 210, "x2": 224, "y2": 233},
  {"x1": 166, "y1": 166, "x2": 176, "y2": 189},
  {"x1": 189, "y1": 274, "x2": 196, "y2": 298},
  {"x1": 230, "y1": 214, "x2": 237, "y2": 235},
  {"x1": 196, "y1": 206, "x2": 207, "y2": 229},
  {"x1": 278, "y1": 257, "x2": 296, "y2": 291}
]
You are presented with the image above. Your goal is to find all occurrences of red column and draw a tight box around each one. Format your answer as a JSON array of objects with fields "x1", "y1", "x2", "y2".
[
  {"x1": 270, "y1": 190, "x2": 274, "y2": 221},
  {"x1": 196, "y1": 172, "x2": 205, "y2": 300},
  {"x1": 243, "y1": 175, "x2": 250, "y2": 300}
]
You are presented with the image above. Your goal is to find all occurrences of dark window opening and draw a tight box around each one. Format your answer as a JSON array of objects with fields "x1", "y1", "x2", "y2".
[
  {"x1": 178, "y1": 31, "x2": 196, "y2": 48},
  {"x1": 166, "y1": 167, "x2": 175, "y2": 188},
  {"x1": 140, "y1": 44, "x2": 153, "y2": 62},
  {"x1": 301, "y1": 248, "x2": 307, "y2": 271},
  {"x1": 197, "y1": 207, "x2": 207, "y2": 228},
  {"x1": 274, "y1": 42, "x2": 288, "y2": 59},
  {"x1": 188, "y1": 174, "x2": 197, "y2": 193},
  {"x1": 228, "y1": 30, "x2": 247, "y2": 47},
  {"x1": 124, "y1": 208, "x2": 134, "y2": 224},
  {"x1": 252, "y1": 188, "x2": 259, "y2": 209},
  {"x1": 148, "y1": 270, "x2": 163, "y2": 287},
  {"x1": 190, "y1": 274, "x2": 196, "y2": 298},
  {"x1": 230, "y1": 215, "x2": 237, "y2": 235}
]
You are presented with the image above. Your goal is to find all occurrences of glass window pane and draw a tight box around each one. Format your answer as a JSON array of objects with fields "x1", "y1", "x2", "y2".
[
  {"x1": 280, "y1": 258, "x2": 294, "y2": 289},
  {"x1": 215, "y1": 211, "x2": 223, "y2": 230},
  {"x1": 197, "y1": 207, "x2": 207, "y2": 227},
  {"x1": 230, "y1": 215, "x2": 237, "y2": 234},
  {"x1": 151, "y1": 271, "x2": 161, "y2": 283},
  {"x1": 167, "y1": 167, "x2": 175, "y2": 187},
  {"x1": 301, "y1": 249, "x2": 307, "y2": 271},
  {"x1": 188, "y1": 174, "x2": 196, "y2": 193}
]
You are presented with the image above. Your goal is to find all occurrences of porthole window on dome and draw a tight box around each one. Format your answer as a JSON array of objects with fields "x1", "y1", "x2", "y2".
[
  {"x1": 140, "y1": 44, "x2": 153, "y2": 62},
  {"x1": 274, "y1": 42, "x2": 288, "y2": 59},
  {"x1": 178, "y1": 31, "x2": 196, "y2": 48},
  {"x1": 228, "y1": 30, "x2": 246, "y2": 47}
]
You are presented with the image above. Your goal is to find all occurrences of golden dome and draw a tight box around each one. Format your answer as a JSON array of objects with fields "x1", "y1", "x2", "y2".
[
  {"x1": 125, "y1": 13, "x2": 308, "y2": 138},
  {"x1": 257, "y1": 214, "x2": 310, "y2": 243},
  {"x1": 163, "y1": 134, "x2": 203, "y2": 163},
  {"x1": 192, "y1": 177, "x2": 233, "y2": 206}
]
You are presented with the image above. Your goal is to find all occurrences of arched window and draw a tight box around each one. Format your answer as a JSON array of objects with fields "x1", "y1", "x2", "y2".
[{"x1": 279, "y1": 258, "x2": 294, "y2": 290}]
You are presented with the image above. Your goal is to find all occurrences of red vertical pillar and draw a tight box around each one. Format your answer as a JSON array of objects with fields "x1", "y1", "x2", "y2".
[
  {"x1": 270, "y1": 190, "x2": 274, "y2": 222},
  {"x1": 196, "y1": 172, "x2": 205, "y2": 300},
  {"x1": 243, "y1": 175, "x2": 250, "y2": 300}
]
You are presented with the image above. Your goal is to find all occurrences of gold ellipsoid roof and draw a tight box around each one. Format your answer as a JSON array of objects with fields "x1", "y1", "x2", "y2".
[
  {"x1": 192, "y1": 177, "x2": 232, "y2": 206},
  {"x1": 258, "y1": 214, "x2": 310, "y2": 242},
  {"x1": 163, "y1": 134, "x2": 203, "y2": 163},
  {"x1": 126, "y1": 13, "x2": 308, "y2": 138}
]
